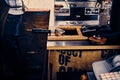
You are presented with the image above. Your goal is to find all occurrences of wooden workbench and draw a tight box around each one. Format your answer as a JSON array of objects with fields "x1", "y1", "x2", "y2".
[
  {"x1": 47, "y1": 26, "x2": 120, "y2": 80},
  {"x1": 47, "y1": 40, "x2": 120, "y2": 50},
  {"x1": 25, "y1": 8, "x2": 50, "y2": 12}
]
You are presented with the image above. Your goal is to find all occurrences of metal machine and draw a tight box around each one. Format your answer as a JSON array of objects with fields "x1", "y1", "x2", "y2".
[
  {"x1": 54, "y1": 0, "x2": 112, "y2": 26},
  {"x1": 54, "y1": 0, "x2": 100, "y2": 26}
]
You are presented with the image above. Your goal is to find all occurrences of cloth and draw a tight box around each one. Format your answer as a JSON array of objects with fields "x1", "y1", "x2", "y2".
[
  {"x1": 0, "y1": 0, "x2": 10, "y2": 79},
  {"x1": 1, "y1": 0, "x2": 25, "y2": 79},
  {"x1": 5, "y1": 0, "x2": 24, "y2": 15},
  {"x1": 106, "y1": 0, "x2": 120, "y2": 44},
  {"x1": 98, "y1": 0, "x2": 120, "y2": 44},
  {"x1": 4, "y1": 14, "x2": 24, "y2": 36},
  {"x1": 110, "y1": 0, "x2": 120, "y2": 32},
  {"x1": 0, "y1": 0, "x2": 10, "y2": 39}
]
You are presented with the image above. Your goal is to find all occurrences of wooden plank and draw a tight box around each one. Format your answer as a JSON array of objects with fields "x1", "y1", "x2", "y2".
[
  {"x1": 48, "y1": 35, "x2": 88, "y2": 41},
  {"x1": 47, "y1": 45, "x2": 120, "y2": 50},
  {"x1": 57, "y1": 26, "x2": 82, "y2": 29},
  {"x1": 25, "y1": 8, "x2": 50, "y2": 12}
]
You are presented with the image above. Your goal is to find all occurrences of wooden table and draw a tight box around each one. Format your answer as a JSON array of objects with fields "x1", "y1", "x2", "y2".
[{"x1": 47, "y1": 39, "x2": 120, "y2": 80}]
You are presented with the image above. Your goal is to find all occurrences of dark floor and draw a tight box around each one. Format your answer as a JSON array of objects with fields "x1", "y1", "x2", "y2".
[
  {"x1": 0, "y1": 30, "x2": 48, "y2": 80},
  {"x1": 0, "y1": 11, "x2": 50, "y2": 80}
]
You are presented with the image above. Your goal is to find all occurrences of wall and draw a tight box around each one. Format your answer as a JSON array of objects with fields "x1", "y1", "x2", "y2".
[{"x1": 24, "y1": 0, "x2": 55, "y2": 28}]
